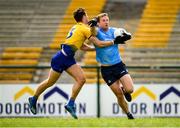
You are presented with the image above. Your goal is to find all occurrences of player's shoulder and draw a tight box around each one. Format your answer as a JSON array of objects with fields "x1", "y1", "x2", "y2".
[
  {"x1": 78, "y1": 23, "x2": 89, "y2": 28},
  {"x1": 109, "y1": 27, "x2": 117, "y2": 32},
  {"x1": 106, "y1": 27, "x2": 117, "y2": 35},
  {"x1": 109, "y1": 27, "x2": 127, "y2": 34},
  {"x1": 78, "y1": 23, "x2": 90, "y2": 31},
  {"x1": 72, "y1": 23, "x2": 89, "y2": 34}
]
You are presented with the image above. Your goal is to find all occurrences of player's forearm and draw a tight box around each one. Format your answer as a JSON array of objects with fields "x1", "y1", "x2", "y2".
[
  {"x1": 80, "y1": 43, "x2": 95, "y2": 51},
  {"x1": 97, "y1": 40, "x2": 114, "y2": 47},
  {"x1": 85, "y1": 47, "x2": 95, "y2": 51},
  {"x1": 82, "y1": 46, "x2": 95, "y2": 51},
  {"x1": 90, "y1": 27, "x2": 97, "y2": 36},
  {"x1": 89, "y1": 36, "x2": 113, "y2": 47}
]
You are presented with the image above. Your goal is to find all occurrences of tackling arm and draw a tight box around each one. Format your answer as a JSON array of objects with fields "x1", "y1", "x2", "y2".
[{"x1": 80, "y1": 43, "x2": 95, "y2": 51}]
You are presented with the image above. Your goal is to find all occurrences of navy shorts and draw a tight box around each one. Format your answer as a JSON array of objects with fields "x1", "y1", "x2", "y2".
[
  {"x1": 51, "y1": 45, "x2": 76, "y2": 73},
  {"x1": 101, "y1": 62, "x2": 128, "y2": 86}
]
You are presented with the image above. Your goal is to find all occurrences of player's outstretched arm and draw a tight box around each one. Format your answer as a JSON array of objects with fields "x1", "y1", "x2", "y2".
[
  {"x1": 89, "y1": 36, "x2": 114, "y2": 47},
  {"x1": 89, "y1": 35, "x2": 127, "y2": 47}
]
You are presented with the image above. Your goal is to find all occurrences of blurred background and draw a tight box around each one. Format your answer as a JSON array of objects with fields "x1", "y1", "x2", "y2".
[{"x1": 0, "y1": 0, "x2": 179, "y2": 118}]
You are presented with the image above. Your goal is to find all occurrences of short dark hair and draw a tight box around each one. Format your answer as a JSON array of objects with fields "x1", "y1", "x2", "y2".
[
  {"x1": 96, "y1": 13, "x2": 108, "y2": 22},
  {"x1": 73, "y1": 8, "x2": 86, "y2": 22}
]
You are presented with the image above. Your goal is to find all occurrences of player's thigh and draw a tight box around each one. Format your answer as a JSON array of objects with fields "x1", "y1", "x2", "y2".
[
  {"x1": 66, "y1": 64, "x2": 86, "y2": 83},
  {"x1": 119, "y1": 74, "x2": 134, "y2": 93},
  {"x1": 47, "y1": 68, "x2": 61, "y2": 84},
  {"x1": 110, "y1": 81, "x2": 123, "y2": 98}
]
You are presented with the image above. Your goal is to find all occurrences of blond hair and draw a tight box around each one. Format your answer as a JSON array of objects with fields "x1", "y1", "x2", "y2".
[{"x1": 96, "y1": 13, "x2": 108, "y2": 22}]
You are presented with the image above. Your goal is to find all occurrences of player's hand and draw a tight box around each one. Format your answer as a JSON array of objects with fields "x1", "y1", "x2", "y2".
[
  {"x1": 113, "y1": 36, "x2": 125, "y2": 44},
  {"x1": 88, "y1": 18, "x2": 97, "y2": 27},
  {"x1": 113, "y1": 33, "x2": 131, "y2": 44},
  {"x1": 122, "y1": 32, "x2": 131, "y2": 41}
]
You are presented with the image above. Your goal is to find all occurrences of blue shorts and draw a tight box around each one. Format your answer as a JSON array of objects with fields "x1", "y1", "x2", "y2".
[
  {"x1": 101, "y1": 61, "x2": 128, "y2": 86},
  {"x1": 51, "y1": 45, "x2": 76, "y2": 73}
]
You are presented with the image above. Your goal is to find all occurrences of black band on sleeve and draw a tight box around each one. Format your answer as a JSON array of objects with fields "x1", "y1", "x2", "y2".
[{"x1": 88, "y1": 35, "x2": 92, "y2": 39}]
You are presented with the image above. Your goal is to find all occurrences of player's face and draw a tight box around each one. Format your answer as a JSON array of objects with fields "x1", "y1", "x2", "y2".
[
  {"x1": 82, "y1": 15, "x2": 89, "y2": 24},
  {"x1": 98, "y1": 16, "x2": 109, "y2": 30}
]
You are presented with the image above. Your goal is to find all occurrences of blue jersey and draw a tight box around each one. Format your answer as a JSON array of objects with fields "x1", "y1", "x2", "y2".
[{"x1": 95, "y1": 27, "x2": 122, "y2": 65}]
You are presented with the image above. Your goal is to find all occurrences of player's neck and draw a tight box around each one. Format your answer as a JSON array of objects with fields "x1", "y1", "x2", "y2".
[{"x1": 100, "y1": 27, "x2": 109, "y2": 32}]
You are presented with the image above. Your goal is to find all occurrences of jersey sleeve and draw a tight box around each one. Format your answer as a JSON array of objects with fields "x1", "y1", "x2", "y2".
[{"x1": 91, "y1": 27, "x2": 98, "y2": 36}]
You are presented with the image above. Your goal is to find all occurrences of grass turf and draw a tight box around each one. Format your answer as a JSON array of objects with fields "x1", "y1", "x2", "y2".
[{"x1": 0, "y1": 117, "x2": 180, "y2": 127}]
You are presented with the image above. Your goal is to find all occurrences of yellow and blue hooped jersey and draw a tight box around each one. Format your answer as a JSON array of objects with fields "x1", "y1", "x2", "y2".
[{"x1": 65, "y1": 22, "x2": 92, "y2": 50}]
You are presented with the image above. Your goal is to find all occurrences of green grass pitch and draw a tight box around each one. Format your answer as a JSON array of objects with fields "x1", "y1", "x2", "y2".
[{"x1": 0, "y1": 117, "x2": 180, "y2": 127}]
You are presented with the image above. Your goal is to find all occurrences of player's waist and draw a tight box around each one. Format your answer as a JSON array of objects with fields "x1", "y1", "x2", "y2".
[
  {"x1": 60, "y1": 44, "x2": 77, "y2": 57},
  {"x1": 101, "y1": 61, "x2": 123, "y2": 68},
  {"x1": 101, "y1": 64, "x2": 113, "y2": 66},
  {"x1": 65, "y1": 41, "x2": 81, "y2": 50},
  {"x1": 97, "y1": 56, "x2": 121, "y2": 66}
]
